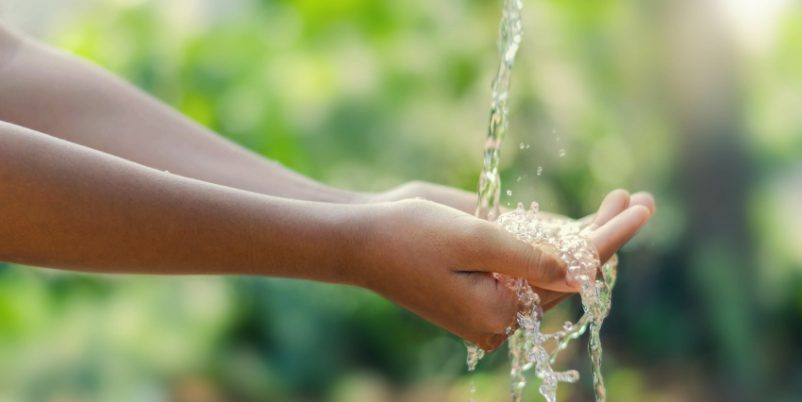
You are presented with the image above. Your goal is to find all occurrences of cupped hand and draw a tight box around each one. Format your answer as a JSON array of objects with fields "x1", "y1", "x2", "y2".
[
  {"x1": 537, "y1": 189, "x2": 656, "y2": 310},
  {"x1": 351, "y1": 199, "x2": 568, "y2": 350},
  {"x1": 351, "y1": 188, "x2": 654, "y2": 350},
  {"x1": 373, "y1": 181, "x2": 654, "y2": 298}
]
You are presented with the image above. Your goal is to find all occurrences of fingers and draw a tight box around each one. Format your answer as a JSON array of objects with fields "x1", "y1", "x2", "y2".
[
  {"x1": 589, "y1": 189, "x2": 630, "y2": 229},
  {"x1": 532, "y1": 287, "x2": 570, "y2": 310},
  {"x1": 629, "y1": 191, "x2": 656, "y2": 215},
  {"x1": 472, "y1": 285, "x2": 573, "y2": 350},
  {"x1": 537, "y1": 196, "x2": 654, "y2": 309},
  {"x1": 458, "y1": 202, "x2": 654, "y2": 349},
  {"x1": 457, "y1": 191, "x2": 654, "y2": 350},
  {"x1": 579, "y1": 190, "x2": 655, "y2": 228},
  {"x1": 465, "y1": 189, "x2": 649, "y2": 292},
  {"x1": 591, "y1": 205, "x2": 651, "y2": 262},
  {"x1": 478, "y1": 228, "x2": 575, "y2": 292},
  {"x1": 459, "y1": 272, "x2": 518, "y2": 351}
]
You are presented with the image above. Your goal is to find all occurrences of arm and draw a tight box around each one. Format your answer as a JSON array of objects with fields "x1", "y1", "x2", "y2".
[
  {"x1": 0, "y1": 120, "x2": 589, "y2": 349},
  {"x1": 0, "y1": 120, "x2": 358, "y2": 280},
  {"x1": 0, "y1": 24, "x2": 363, "y2": 203},
  {"x1": 0, "y1": 24, "x2": 654, "y2": 218},
  {"x1": 0, "y1": 26, "x2": 654, "y2": 349}
]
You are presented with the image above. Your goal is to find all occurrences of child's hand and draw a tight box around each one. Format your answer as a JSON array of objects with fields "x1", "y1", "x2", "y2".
[
  {"x1": 349, "y1": 190, "x2": 653, "y2": 351},
  {"x1": 369, "y1": 181, "x2": 479, "y2": 214},
  {"x1": 535, "y1": 189, "x2": 656, "y2": 310},
  {"x1": 372, "y1": 181, "x2": 655, "y2": 311},
  {"x1": 350, "y1": 199, "x2": 568, "y2": 351}
]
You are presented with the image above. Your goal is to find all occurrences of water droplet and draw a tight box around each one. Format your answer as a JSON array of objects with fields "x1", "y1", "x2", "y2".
[
  {"x1": 506, "y1": 189, "x2": 513, "y2": 197},
  {"x1": 537, "y1": 166, "x2": 543, "y2": 176},
  {"x1": 519, "y1": 142, "x2": 526, "y2": 149},
  {"x1": 468, "y1": 380, "x2": 477, "y2": 402},
  {"x1": 559, "y1": 149, "x2": 566, "y2": 157},
  {"x1": 516, "y1": 176, "x2": 522, "y2": 182}
]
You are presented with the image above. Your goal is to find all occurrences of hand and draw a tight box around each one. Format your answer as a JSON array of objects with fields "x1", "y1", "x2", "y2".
[
  {"x1": 349, "y1": 191, "x2": 654, "y2": 351},
  {"x1": 350, "y1": 199, "x2": 569, "y2": 351},
  {"x1": 371, "y1": 181, "x2": 656, "y2": 311},
  {"x1": 369, "y1": 181, "x2": 478, "y2": 214},
  {"x1": 535, "y1": 190, "x2": 656, "y2": 310}
]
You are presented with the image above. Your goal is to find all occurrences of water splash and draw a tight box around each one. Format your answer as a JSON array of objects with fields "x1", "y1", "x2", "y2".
[
  {"x1": 468, "y1": 203, "x2": 618, "y2": 402},
  {"x1": 467, "y1": 0, "x2": 525, "y2": 384},
  {"x1": 468, "y1": 1, "x2": 617, "y2": 401},
  {"x1": 495, "y1": 203, "x2": 617, "y2": 402},
  {"x1": 475, "y1": 0, "x2": 524, "y2": 222}
]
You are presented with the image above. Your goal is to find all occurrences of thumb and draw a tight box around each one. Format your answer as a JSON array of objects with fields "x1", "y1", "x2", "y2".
[{"x1": 472, "y1": 226, "x2": 573, "y2": 292}]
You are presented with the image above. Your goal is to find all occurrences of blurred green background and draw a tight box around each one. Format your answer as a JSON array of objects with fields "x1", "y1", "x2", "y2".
[{"x1": 1, "y1": 0, "x2": 801, "y2": 401}]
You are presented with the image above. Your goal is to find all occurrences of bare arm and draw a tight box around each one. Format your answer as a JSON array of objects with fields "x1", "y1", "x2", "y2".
[
  {"x1": 0, "y1": 120, "x2": 360, "y2": 280},
  {"x1": 1, "y1": 120, "x2": 603, "y2": 348},
  {"x1": 0, "y1": 24, "x2": 363, "y2": 203},
  {"x1": 0, "y1": 25, "x2": 654, "y2": 350}
]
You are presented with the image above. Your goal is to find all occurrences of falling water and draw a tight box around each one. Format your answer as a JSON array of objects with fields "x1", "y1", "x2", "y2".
[
  {"x1": 475, "y1": 0, "x2": 524, "y2": 222},
  {"x1": 468, "y1": 1, "x2": 617, "y2": 401},
  {"x1": 494, "y1": 204, "x2": 617, "y2": 402},
  {"x1": 466, "y1": 0, "x2": 524, "y2": 391}
]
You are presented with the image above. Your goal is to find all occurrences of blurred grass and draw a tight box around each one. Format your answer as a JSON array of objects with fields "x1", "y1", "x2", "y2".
[{"x1": 1, "y1": 0, "x2": 801, "y2": 401}]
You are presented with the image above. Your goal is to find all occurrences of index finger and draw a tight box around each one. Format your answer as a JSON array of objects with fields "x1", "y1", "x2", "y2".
[{"x1": 591, "y1": 205, "x2": 651, "y2": 262}]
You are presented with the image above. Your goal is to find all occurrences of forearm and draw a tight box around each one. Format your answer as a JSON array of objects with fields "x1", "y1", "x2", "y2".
[
  {"x1": 0, "y1": 121, "x2": 360, "y2": 283},
  {"x1": 0, "y1": 25, "x2": 362, "y2": 203}
]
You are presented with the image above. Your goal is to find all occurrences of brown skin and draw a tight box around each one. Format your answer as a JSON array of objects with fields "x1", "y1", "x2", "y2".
[
  {"x1": 0, "y1": 24, "x2": 359, "y2": 204},
  {"x1": 375, "y1": 183, "x2": 657, "y2": 319},
  {"x1": 0, "y1": 25, "x2": 654, "y2": 350}
]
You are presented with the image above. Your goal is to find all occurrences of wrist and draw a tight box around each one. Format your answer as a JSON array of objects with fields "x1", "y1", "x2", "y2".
[{"x1": 337, "y1": 202, "x2": 392, "y2": 291}]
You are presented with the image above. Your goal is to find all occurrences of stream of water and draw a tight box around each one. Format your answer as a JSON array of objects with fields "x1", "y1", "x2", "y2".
[
  {"x1": 468, "y1": 1, "x2": 618, "y2": 401},
  {"x1": 475, "y1": 0, "x2": 524, "y2": 222}
]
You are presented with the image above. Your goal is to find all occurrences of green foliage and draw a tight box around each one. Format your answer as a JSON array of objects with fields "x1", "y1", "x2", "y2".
[{"x1": 1, "y1": 0, "x2": 801, "y2": 401}]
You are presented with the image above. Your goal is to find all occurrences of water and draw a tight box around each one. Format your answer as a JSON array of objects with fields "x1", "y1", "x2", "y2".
[
  {"x1": 467, "y1": 1, "x2": 617, "y2": 401},
  {"x1": 467, "y1": 0, "x2": 524, "y2": 384},
  {"x1": 475, "y1": 0, "x2": 524, "y2": 222},
  {"x1": 466, "y1": 0, "x2": 524, "y2": 393},
  {"x1": 495, "y1": 204, "x2": 617, "y2": 402}
]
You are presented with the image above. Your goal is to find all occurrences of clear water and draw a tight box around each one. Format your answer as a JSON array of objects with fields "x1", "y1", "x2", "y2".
[
  {"x1": 468, "y1": 1, "x2": 617, "y2": 401},
  {"x1": 475, "y1": 0, "x2": 524, "y2": 222},
  {"x1": 466, "y1": 1, "x2": 524, "y2": 397},
  {"x1": 495, "y1": 203, "x2": 617, "y2": 402}
]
